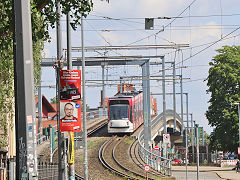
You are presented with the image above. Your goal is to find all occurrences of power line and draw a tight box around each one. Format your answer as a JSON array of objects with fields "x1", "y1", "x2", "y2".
[
  {"x1": 85, "y1": 13, "x2": 240, "y2": 21},
  {"x1": 159, "y1": 33, "x2": 240, "y2": 59},
  {"x1": 176, "y1": 26, "x2": 240, "y2": 66},
  {"x1": 126, "y1": 0, "x2": 198, "y2": 46}
]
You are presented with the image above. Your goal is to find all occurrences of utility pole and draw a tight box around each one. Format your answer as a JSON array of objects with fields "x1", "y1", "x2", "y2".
[
  {"x1": 172, "y1": 62, "x2": 176, "y2": 132},
  {"x1": 162, "y1": 56, "x2": 167, "y2": 134},
  {"x1": 102, "y1": 65, "x2": 105, "y2": 114},
  {"x1": 190, "y1": 114, "x2": 194, "y2": 163},
  {"x1": 67, "y1": 11, "x2": 74, "y2": 180},
  {"x1": 185, "y1": 93, "x2": 189, "y2": 180},
  {"x1": 38, "y1": 83, "x2": 42, "y2": 140},
  {"x1": 13, "y1": 0, "x2": 37, "y2": 178},
  {"x1": 196, "y1": 124, "x2": 199, "y2": 180},
  {"x1": 142, "y1": 60, "x2": 151, "y2": 150},
  {"x1": 201, "y1": 127, "x2": 204, "y2": 146},
  {"x1": 81, "y1": 16, "x2": 88, "y2": 180},
  {"x1": 185, "y1": 127, "x2": 188, "y2": 180},
  {"x1": 56, "y1": 2, "x2": 66, "y2": 180},
  {"x1": 180, "y1": 75, "x2": 184, "y2": 135}
]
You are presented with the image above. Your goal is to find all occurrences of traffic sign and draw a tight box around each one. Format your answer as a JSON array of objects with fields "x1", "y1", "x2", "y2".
[
  {"x1": 144, "y1": 165, "x2": 150, "y2": 172},
  {"x1": 163, "y1": 134, "x2": 170, "y2": 144},
  {"x1": 154, "y1": 146, "x2": 159, "y2": 151}
]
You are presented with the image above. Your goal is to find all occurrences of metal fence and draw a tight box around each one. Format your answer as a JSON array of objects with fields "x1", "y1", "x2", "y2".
[
  {"x1": 38, "y1": 163, "x2": 58, "y2": 180},
  {"x1": 138, "y1": 129, "x2": 172, "y2": 176}
]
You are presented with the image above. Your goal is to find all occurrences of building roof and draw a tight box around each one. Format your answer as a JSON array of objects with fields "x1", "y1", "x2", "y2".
[
  {"x1": 48, "y1": 104, "x2": 57, "y2": 119},
  {"x1": 35, "y1": 95, "x2": 56, "y2": 113}
]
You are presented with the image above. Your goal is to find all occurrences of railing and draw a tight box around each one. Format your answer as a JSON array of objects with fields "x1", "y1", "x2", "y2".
[
  {"x1": 86, "y1": 109, "x2": 108, "y2": 120},
  {"x1": 138, "y1": 130, "x2": 172, "y2": 176},
  {"x1": 137, "y1": 114, "x2": 172, "y2": 176},
  {"x1": 38, "y1": 162, "x2": 58, "y2": 180}
]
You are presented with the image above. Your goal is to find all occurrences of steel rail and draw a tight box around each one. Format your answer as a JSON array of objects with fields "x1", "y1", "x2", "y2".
[
  {"x1": 98, "y1": 137, "x2": 136, "y2": 179},
  {"x1": 112, "y1": 136, "x2": 154, "y2": 180}
]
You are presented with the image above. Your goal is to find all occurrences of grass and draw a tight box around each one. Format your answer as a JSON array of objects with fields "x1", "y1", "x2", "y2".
[
  {"x1": 87, "y1": 138, "x2": 105, "y2": 149},
  {"x1": 125, "y1": 137, "x2": 134, "y2": 145}
]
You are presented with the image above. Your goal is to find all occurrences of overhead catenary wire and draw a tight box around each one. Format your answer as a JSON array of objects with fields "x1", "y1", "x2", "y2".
[
  {"x1": 126, "y1": 0, "x2": 198, "y2": 46},
  {"x1": 175, "y1": 26, "x2": 240, "y2": 66},
  {"x1": 85, "y1": 13, "x2": 240, "y2": 21}
]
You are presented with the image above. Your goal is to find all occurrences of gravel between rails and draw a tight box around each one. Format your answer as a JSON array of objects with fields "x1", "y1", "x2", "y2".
[{"x1": 75, "y1": 137, "x2": 122, "y2": 180}]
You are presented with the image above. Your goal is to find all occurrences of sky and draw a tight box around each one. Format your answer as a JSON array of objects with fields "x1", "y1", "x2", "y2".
[{"x1": 41, "y1": 0, "x2": 240, "y2": 134}]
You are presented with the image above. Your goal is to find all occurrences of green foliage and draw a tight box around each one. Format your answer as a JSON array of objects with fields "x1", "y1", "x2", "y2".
[
  {"x1": 50, "y1": 96, "x2": 57, "y2": 104},
  {"x1": 0, "y1": 0, "x2": 107, "y2": 147},
  {"x1": 206, "y1": 45, "x2": 240, "y2": 152}
]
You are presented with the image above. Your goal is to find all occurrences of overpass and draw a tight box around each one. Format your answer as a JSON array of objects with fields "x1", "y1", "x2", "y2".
[{"x1": 151, "y1": 109, "x2": 184, "y2": 146}]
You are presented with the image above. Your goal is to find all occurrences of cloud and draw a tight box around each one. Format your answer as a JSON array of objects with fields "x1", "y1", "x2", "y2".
[{"x1": 41, "y1": 48, "x2": 50, "y2": 58}]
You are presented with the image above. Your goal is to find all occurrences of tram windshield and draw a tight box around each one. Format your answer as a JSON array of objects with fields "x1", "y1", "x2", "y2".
[{"x1": 109, "y1": 104, "x2": 129, "y2": 120}]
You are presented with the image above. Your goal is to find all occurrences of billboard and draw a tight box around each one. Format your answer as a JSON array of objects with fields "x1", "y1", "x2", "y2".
[{"x1": 60, "y1": 70, "x2": 81, "y2": 132}]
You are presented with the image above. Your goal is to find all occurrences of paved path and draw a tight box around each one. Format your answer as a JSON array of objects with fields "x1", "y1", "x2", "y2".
[{"x1": 172, "y1": 165, "x2": 240, "y2": 180}]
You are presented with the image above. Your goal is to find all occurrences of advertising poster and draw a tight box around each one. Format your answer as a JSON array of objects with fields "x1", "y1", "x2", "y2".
[
  {"x1": 60, "y1": 70, "x2": 81, "y2": 132},
  {"x1": 60, "y1": 70, "x2": 81, "y2": 101},
  {"x1": 60, "y1": 101, "x2": 81, "y2": 132}
]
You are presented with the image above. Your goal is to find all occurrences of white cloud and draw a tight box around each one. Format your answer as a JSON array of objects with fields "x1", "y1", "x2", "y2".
[{"x1": 41, "y1": 48, "x2": 50, "y2": 58}]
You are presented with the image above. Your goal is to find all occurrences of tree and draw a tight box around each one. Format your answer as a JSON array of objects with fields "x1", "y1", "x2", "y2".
[
  {"x1": 0, "y1": 0, "x2": 108, "y2": 147},
  {"x1": 206, "y1": 45, "x2": 240, "y2": 152}
]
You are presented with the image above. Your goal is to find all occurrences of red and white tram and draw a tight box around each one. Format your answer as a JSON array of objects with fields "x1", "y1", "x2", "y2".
[{"x1": 107, "y1": 91, "x2": 144, "y2": 133}]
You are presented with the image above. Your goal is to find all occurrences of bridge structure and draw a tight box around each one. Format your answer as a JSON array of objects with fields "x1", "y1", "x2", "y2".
[
  {"x1": 137, "y1": 109, "x2": 185, "y2": 176},
  {"x1": 151, "y1": 109, "x2": 184, "y2": 147}
]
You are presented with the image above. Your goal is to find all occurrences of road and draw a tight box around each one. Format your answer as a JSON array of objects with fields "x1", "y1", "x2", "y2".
[
  {"x1": 171, "y1": 165, "x2": 240, "y2": 180},
  {"x1": 172, "y1": 170, "x2": 221, "y2": 180}
]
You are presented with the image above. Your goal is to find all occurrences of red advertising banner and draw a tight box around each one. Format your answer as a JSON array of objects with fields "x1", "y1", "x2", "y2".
[{"x1": 60, "y1": 70, "x2": 81, "y2": 132}]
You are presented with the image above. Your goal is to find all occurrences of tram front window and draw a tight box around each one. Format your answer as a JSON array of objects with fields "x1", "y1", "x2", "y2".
[{"x1": 110, "y1": 104, "x2": 129, "y2": 120}]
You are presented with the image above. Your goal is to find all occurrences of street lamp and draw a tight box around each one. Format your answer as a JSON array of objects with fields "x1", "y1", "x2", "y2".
[{"x1": 234, "y1": 102, "x2": 240, "y2": 147}]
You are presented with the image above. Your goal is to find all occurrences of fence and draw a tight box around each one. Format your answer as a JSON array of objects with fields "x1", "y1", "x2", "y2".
[
  {"x1": 38, "y1": 162, "x2": 58, "y2": 180},
  {"x1": 138, "y1": 130, "x2": 172, "y2": 176}
]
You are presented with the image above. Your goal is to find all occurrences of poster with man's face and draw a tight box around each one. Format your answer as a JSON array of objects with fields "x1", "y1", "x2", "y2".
[
  {"x1": 60, "y1": 70, "x2": 81, "y2": 132},
  {"x1": 60, "y1": 101, "x2": 81, "y2": 132}
]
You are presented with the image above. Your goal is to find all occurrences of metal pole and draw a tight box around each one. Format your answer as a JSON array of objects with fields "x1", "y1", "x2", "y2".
[
  {"x1": 50, "y1": 126, "x2": 53, "y2": 163},
  {"x1": 81, "y1": 16, "x2": 88, "y2": 180},
  {"x1": 13, "y1": 0, "x2": 37, "y2": 178},
  {"x1": 142, "y1": 62, "x2": 148, "y2": 150},
  {"x1": 102, "y1": 65, "x2": 105, "y2": 112},
  {"x1": 146, "y1": 60, "x2": 151, "y2": 149},
  {"x1": 196, "y1": 124, "x2": 199, "y2": 180},
  {"x1": 67, "y1": 12, "x2": 72, "y2": 70},
  {"x1": 38, "y1": 84, "x2": 42, "y2": 140},
  {"x1": 67, "y1": 12, "x2": 74, "y2": 179},
  {"x1": 186, "y1": 93, "x2": 189, "y2": 136},
  {"x1": 120, "y1": 77, "x2": 123, "y2": 93},
  {"x1": 56, "y1": 2, "x2": 64, "y2": 179},
  {"x1": 180, "y1": 75, "x2": 184, "y2": 135},
  {"x1": 173, "y1": 62, "x2": 176, "y2": 132},
  {"x1": 193, "y1": 121, "x2": 196, "y2": 146},
  {"x1": 185, "y1": 127, "x2": 188, "y2": 180},
  {"x1": 162, "y1": 56, "x2": 167, "y2": 134},
  {"x1": 191, "y1": 114, "x2": 194, "y2": 163},
  {"x1": 201, "y1": 127, "x2": 204, "y2": 146}
]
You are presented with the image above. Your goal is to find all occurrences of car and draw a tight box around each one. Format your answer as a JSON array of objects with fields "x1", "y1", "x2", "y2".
[
  {"x1": 228, "y1": 154, "x2": 235, "y2": 160},
  {"x1": 172, "y1": 158, "x2": 182, "y2": 164}
]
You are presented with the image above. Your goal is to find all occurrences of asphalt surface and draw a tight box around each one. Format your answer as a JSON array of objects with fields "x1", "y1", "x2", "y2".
[{"x1": 172, "y1": 165, "x2": 240, "y2": 180}]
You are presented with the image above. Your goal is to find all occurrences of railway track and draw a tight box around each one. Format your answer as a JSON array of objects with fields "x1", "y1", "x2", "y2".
[
  {"x1": 129, "y1": 138, "x2": 169, "y2": 178},
  {"x1": 99, "y1": 136, "x2": 156, "y2": 180}
]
